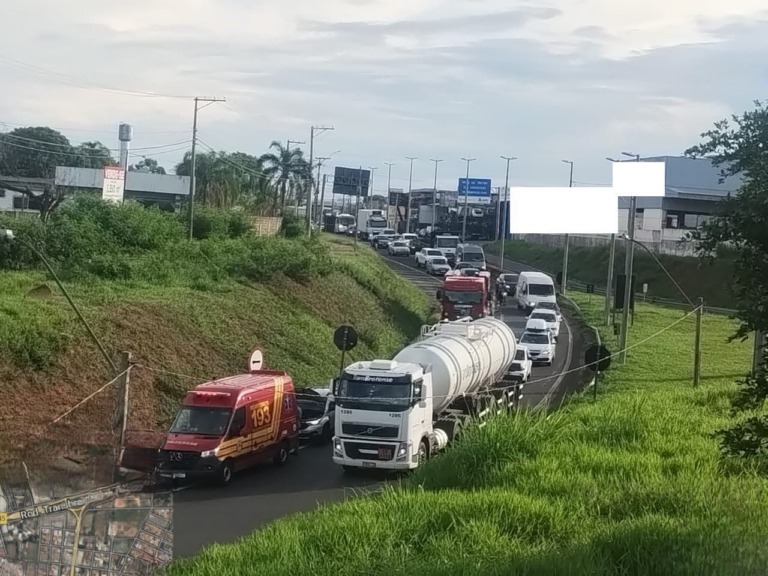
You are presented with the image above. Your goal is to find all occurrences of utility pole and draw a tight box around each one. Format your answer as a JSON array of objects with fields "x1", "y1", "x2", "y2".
[
  {"x1": 429, "y1": 158, "x2": 443, "y2": 233},
  {"x1": 385, "y1": 161, "x2": 395, "y2": 226},
  {"x1": 368, "y1": 166, "x2": 378, "y2": 210},
  {"x1": 460, "y1": 157, "x2": 476, "y2": 242},
  {"x1": 618, "y1": 152, "x2": 641, "y2": 363},
  {"x1": 314, "y1": 157, "x2": 331, "y2": 224},
  {"x1": 561, "y1": 160, "x2": 574, "y2": 295},
  {"x1": 189, "y1": 96, "x2": 226, "y2": 240},
  {"x1": 287, "y1": 139, "x2": 304, "y2": 151},
  {"x1": 693, "y1": 297, "x2": 703, "y2": 387},
  {"x1": 307, "y1": 125, "x2": 334, "y2": 236},
  {"x1": 113, "y1": 351, "x2": 132, "y2": 481},
  {"x1": 753, "y1": 330, "x2": 766, "y2": 376},
  {"x1": 318, "y1": 174, "x2": 328, "y2": 230},
  {"x1": 354, "y1": 166, "x2": 362, "y2": 248},
  {"x1": 405, "y1": 157, "x2": 417, "y2": 233},
  {"x1": 604, "y1": 233, "x2": 616, "y2": 326},
  {"x1": 494, "y1": 187, "x2": 502, "y2": 241},
  {"x1": 499, "y1": 156, "x2": 515, "y2": 268}
]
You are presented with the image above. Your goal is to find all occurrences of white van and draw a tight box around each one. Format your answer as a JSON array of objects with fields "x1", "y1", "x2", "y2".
[
  {"x1": 516, "y1": 271, "x2": 556, "y2": 312},
  {"x1": 456, "y1": 244, "x2": 486, "y2": 271}
]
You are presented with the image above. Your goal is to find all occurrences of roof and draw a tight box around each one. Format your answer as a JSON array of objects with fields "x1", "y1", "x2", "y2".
[
  {"x1": 195, "y1": 371, "x2": 289, "y2": 394},
  {"x1": 519, "y1": 271, "x2": 552, "y2": 281},
  {"x1": 445, "y1": 275, "x2": 485, "y2": 287},
  {"x1": 616, "y1": 156, "x2": 742, "y2": 202}
]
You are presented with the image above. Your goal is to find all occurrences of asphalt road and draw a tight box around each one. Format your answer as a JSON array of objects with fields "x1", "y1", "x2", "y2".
[
  {"x1": 173, "y1": 243, "x2": 580, "y2": 558},
  {"x1": 378, "y1": 248, "x2": 574, "y2": 410}
]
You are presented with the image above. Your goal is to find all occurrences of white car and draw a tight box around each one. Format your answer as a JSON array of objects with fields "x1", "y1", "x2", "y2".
[
  {"x1": 519, "y1": 321, "x2": 556, "y2": 366},
  {"x1": 507, "y1": 346, "x2": 532, "y2": 382},
  {"x1": 416, "y1": 248, "x2": 444, "y2": 268},
  {"x1": 426, "y1": 256, "x2": 451, "y2": 275},
  {"x1": 533, "y1": 301, "x2": 562, "y2": 323},
  {"x1": 371, "y1": 228, "x2": 396, "y2": 246},
  {"x1": 528, "y1": 308, "x2": 560, "y2": 340},
  {"x1": 388, "y1": 240, "x2": 410, "y2": 256}
]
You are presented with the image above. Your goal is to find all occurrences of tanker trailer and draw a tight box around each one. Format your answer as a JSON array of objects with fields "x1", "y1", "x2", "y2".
[{"x1": 331, "y1": 317, "x2": 519, "y2": 472}]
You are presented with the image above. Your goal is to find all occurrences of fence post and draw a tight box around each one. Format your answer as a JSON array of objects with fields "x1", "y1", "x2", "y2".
[
  {"x1": 114, "y1": 351, "x2": 132, "y2": 479},
  {"x1": 693, "y1": 298, "x2": 703, "y2": 387}
]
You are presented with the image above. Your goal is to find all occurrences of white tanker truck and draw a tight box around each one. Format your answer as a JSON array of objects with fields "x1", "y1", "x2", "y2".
[{"x1": 331, "y1": 317, "x2": 520, "y2": 471}]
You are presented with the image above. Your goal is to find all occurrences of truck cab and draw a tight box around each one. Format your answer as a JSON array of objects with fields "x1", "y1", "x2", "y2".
[
  {"x1": 433, "y1": 234, "x2": 460, "y2": 265},
  {"x1": 437, "y1": 273, "x2": 491, "y2": 320},
  {"x1": 332, "y1": 360, "x2": 431, "y2": 470}
]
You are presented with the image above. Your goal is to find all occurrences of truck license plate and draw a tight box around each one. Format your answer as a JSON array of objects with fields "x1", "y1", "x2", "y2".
[
  {"x1": 172, "y1": 473, "x2": 186, "y2": 479},
  {"x1": 378, "y1": 448, "x2": 392, "y2": 459},
  {"x1": 362, "y1": 462, "x2": 376, "y2": 468}
]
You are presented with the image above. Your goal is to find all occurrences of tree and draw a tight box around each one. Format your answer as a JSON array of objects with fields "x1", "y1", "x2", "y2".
[
  {"x1": 259, "y1": 141, "x2": 310, "y2": 210},
  {"x1": 130, "y1": 157, "x2": 166, "y2": 174},
  {"x1": 0, "y1": 126, "x2": 76, "y2": 178},
  {"x1": 686, "y1": 99, "x2": 768, "y2": 466},
  {"x1": 76, "y1": 141, "x2": 116, "y2": 169}
]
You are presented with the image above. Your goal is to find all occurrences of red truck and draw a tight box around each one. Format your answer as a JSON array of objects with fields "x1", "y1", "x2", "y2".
[{"x1": 436, "y1": 271, "x2": 492, "y2": 320}]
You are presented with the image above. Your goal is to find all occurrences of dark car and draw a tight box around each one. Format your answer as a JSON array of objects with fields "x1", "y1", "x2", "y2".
[
  {"x1": 496, "y1": 273, "x2": 518, "y2": 295},
  {"x1": 296, "y1": 387, "x2": 335, "y2": 444}
]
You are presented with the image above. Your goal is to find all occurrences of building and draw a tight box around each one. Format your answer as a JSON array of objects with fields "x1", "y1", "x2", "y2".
[{"x1": 517, "y1": 155, "x2": 742, "y2": 256}]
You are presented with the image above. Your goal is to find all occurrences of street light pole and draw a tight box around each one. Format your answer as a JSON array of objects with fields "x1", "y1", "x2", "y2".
[
  {"x1": 384, "y1": 161, "x2": 395, "y2": 227},
  {"x1": 307, "y1": 125, "x2": 334, "y2": 236},
  {"x1": 460, "y1": 157, "x2": 476, "y2": 241},
  {"x1": 368, "y1": 166, "x2": 378, "y2": 210},
  {"x1": 618, "y1": 152, "x2": 641, "y2": 363},
  {"x1": 499, "y1": 156, "x2": 516, "y2": 269},
  {"x1": 405, "y1": 157, "x2": 417, "y2": 233},
  {"x1": 430, "y1": 158, "x2": 443, "y2": 232},
  {"x1": 561, "y1": 160, "x2": 574, "y2": 295},
  {"x1": 189, "y1": 96, "x2": 226, "y2": 240}
]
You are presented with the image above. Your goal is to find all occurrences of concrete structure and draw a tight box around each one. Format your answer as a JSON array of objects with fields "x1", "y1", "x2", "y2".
[
  {"x1": 516, "y1": 156, "x2": 742, "y2": 256},
  {"x1": 118, "y1": 123, "x2": 133, "y2": 169}
]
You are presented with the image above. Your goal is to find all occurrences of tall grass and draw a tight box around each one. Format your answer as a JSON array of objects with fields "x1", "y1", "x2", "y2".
[{"x1": 165, "y1": 291, "x2": 766, "y2": 576}]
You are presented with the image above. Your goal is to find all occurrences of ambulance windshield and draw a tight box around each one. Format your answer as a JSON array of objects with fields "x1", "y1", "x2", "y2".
[{"x1": 170, "y1": 406, "x2": 232, "y2": 436}]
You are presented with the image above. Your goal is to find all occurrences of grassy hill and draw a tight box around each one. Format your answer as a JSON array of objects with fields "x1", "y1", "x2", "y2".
[
  {"x1": 0, "y1": 198, "x2": 431, "y2": 474},
  {"x1": 485, "y1": 240, "x2": 735, "y2": 308},
  {"x1": 165, "y1": 291, "x2": 767, "y2": 576}
]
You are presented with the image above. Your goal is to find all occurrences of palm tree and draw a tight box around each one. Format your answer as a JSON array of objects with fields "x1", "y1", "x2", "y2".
[{"x1": 259, "y1": 141, "x2": 309, "y2": 211}]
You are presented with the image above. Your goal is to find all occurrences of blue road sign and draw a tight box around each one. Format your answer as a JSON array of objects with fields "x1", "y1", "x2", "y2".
[{"x1": 457, "y1": 178, "x2": 492, "y2": 204}]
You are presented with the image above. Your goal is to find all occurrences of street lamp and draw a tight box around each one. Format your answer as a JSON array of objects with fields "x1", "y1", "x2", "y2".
[
  {"x1": 561, "y1": 160, "x2": 574, "y2": 295},
  {"x1": 307, "y1": 125, "x2": 335, "y2": 236},
  {"x1": 384, "y1": 162, "x2": 395, "y2": 226},
  {"x1": 405, "y1": 157, "x2": 417, "y2": 233},
  {"x1": 499, "y1": 156, "x2": 517, "y2": 269},
  {"x1": 429, "y1": 159, "x2": 443, "y2": 233},
  {"x1": 460, "y1": 157, "x2": 476, "y2": 241},
  {"x1": 0, "y1": 229, "x2": 118, "y2": 375},
  {"x1": 617, "y1": 151, "x2": 641, "y2": 363},
  {"x1": 368, "y1": 166, "x2": 378, "y2": 210}
]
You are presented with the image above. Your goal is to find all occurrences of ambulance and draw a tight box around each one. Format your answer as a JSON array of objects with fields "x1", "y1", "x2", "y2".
[{"x1": 153, "y1": 351, "x2": 300, "y2": 486}]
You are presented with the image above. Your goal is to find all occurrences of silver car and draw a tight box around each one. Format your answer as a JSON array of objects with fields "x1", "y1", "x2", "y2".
[
  {"x1": 388, "y1": 240, "x2": 410, "y2": 256},
  {"x1": 297, "y1": 388, "x2": 335, "y2": 444},
  {"x1": 426, "y1": 256, "x2": 451, "y2": 275}
]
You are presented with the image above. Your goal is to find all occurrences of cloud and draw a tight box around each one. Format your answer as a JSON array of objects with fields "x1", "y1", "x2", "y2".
[{"x1": 0, "y1": 1, "x2": 766, "y2": 191}]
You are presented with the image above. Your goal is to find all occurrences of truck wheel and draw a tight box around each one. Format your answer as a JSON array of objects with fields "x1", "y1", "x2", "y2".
[
  {"x1": 273, "y1": 441, "x2": 290, "y2": 466},
  {"x1": 417, "y1": 440, "x2": 429, "y2": 464},
  {"x1": 218, "y1": 461, "x2": 234, "y2": 486}
]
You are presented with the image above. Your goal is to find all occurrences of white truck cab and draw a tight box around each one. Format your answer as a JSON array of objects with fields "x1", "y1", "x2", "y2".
[{"x1": 332, "y1": 360, "x2": 434, "y2": 470}]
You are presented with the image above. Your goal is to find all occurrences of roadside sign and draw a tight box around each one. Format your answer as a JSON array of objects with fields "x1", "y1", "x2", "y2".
[
  {"x1": 457, "y1": 178, "x2": 492, "y2": 205},
  {"x1": 333, "y1": 325, "x2": 358, "y2": 352},
  {"x1": 0, "y1": 512, "x2": 7, "y2": 525},
  {"x1": 102, "y1": 166, "x2": 125, "y2": 203},
  {"x1": 248, "y1": 348, "x2": 264, "y2": 372},
  {"x1": 585, "y1": 344, "x2": 611, "y2": 372}
]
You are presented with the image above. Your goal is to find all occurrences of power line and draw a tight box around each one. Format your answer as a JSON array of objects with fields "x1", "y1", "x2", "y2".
[
  {"x1": 0, "y1": 131, "x2": 191, "y2": 153},
  {"x1": 0, "y1": 135, "x2": 192, "y2": 159},
  {"x1": 0, "y1": 119, "x2": 187, "y2": 135},
  {"x1": 0, "y1": 54, "x2": 192, "y2": 99}
]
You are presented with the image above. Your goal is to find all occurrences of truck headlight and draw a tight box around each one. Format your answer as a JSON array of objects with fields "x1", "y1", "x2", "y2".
[
  {"x1": 200, "y1": 448, "x2": 219, "y2": 458},
  {"x1": 396, "y1": 442, "x2": 409, "y2": 460},
  {"x1": 333, "y1": 438, "x2": 343, "y2": 456}
]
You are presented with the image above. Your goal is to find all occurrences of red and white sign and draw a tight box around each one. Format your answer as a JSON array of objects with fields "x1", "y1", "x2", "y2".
[{"x1": 102, "y1": 166, "x2": 126, "y2": 203}]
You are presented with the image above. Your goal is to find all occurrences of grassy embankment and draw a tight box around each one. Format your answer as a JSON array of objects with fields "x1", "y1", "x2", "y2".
[
  {"x1": 165, "y1": 289, "x2": 768, "y2": 576},
  {"x1": 0, "y1": 197, "x2": 431, "y2": 470},
  {"x1": 485, "y1": 239, "x2": 735, "y2": 308}
]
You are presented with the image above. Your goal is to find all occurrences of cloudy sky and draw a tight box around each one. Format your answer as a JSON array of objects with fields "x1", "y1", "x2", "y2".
[{"x1": 1, "y1": 0, "x2": 766, "y2": 192}]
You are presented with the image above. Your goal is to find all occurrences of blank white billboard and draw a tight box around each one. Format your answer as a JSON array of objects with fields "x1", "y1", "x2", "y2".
[{"x1": 508, "y1": 161, "x2": 665, "y2": 234}]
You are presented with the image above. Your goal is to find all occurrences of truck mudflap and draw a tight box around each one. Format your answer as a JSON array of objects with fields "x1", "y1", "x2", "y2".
[{"x1": 119, "y1": 429, "x2": 165, "y2": 473}]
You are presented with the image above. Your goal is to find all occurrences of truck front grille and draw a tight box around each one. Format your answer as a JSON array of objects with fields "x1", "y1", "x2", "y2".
[{"x1": 342, "y1": 424, "x2": 399, "y2": 438}]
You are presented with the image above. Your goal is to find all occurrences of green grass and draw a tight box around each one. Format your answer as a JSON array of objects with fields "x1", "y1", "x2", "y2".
[
  {"x1": 164, "y1": 291, "x2": 767, "y2": 576},
  {"x1": 485, "y1": 239, "x2": 735, "y2": 309},
  {"x1": 0, "y1": 234, "x2": 432, "y2": 463}
]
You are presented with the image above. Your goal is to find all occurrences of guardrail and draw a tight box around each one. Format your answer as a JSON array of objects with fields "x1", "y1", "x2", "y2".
[{"x1": 485, "y1": 252, "x2": 737, "y2": 316}]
